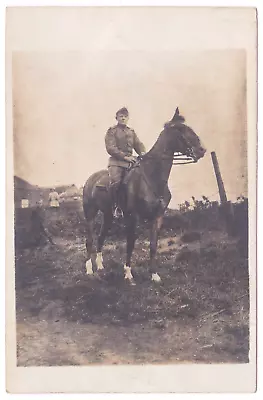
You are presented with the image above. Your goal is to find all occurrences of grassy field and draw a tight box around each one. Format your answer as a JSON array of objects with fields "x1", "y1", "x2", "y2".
[{"x1": 15, "y1": 199, "x2": 249, "y2": 365}]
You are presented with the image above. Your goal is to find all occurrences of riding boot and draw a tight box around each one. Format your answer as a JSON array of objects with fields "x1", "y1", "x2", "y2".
[{"x1": 109, "y1": 184, "x2": 123, "y2": 218}]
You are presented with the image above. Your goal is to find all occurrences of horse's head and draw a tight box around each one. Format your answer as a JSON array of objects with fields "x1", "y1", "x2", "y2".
[{"x1": 164, "y1": 108, "x2": 206, "y2": 162}]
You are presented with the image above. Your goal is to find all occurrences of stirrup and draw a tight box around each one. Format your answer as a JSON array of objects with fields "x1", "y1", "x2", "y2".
[{"x1": 113, "y1": 206, "x2": 124, "y2": 219}]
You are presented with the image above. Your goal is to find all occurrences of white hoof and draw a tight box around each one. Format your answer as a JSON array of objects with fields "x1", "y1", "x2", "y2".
[
  {"x1": 151, "y1": 273, "x2": 161, "y2": 283},
  {"x1": 124, "y1": 265, "x2": 136, "y2": 285},
  {"x1": 126, "y1": 279, "x2": 136, "y2": 286},
  {"x1": 96, "y1": 252, "x2": 104, "y2": 270},
  {"x1": 85, "y1": 260, "x2": 93, "y2": 275}
]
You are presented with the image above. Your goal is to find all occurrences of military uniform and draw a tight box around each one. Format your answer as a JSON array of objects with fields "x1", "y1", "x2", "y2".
[
  {"x1": 105, "y1": 124, "x2": 145, "y2": 167},
  {"x1": 105, "y1": 122, "x2": 146, "y2": 210},
  {"x1": 105, "y1": 123, "x2": 146, "y2": 184}
]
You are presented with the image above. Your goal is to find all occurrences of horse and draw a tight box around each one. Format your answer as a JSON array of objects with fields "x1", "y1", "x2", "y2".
[{"x1": 83, "y1": 108, "x2": 206, "y2": 285}]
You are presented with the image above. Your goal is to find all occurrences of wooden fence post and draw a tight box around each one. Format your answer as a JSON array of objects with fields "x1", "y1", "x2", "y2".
[
  {"x1": 211, "y1": 151, "x2": 227, "y2": 204},
  {"x1": 211, "y1": 151, "x2": 235, "y2": 235}
]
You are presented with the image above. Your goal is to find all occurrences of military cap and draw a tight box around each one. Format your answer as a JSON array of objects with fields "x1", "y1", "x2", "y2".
[{"x1": 116, "y1": 107, "x2": 129, "y2": 117}]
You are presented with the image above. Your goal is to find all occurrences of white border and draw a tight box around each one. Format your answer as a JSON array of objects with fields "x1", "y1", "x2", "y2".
[{"x1": 2, "y1": 0, "x2": 261, "y2": 398}]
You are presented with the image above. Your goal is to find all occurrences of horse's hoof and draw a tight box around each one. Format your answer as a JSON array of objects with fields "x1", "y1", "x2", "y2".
[
  {"x1": 125, "y1": 277, "x2": 136, "y2": 286},
  {"x1": 93, "y1": 271, "x2": 103, "y2": 280},
  {"x1": 85, "y1": 260, "x2": 93, "y2": 275},
  {"x1": 124, "y1": 265, "x2": 136, "y2": 285},
  {"x1": 151, "y1": 273, "x2": 161, "y2": 283}
]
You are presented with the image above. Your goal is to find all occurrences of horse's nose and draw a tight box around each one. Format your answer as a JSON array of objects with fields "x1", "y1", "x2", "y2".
[{"x1": 199, "y1": 145, "x2": 206, "y2": 154}]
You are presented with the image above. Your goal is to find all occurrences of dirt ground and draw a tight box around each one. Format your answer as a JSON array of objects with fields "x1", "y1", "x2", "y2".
[{"x1": 15, "y1": 203, "x2": 249, "y2": 366}]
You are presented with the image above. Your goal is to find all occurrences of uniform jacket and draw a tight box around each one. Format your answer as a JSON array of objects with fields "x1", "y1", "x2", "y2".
[{"x1": 105, "y1": 124, "x2": 146, "y2": 167}]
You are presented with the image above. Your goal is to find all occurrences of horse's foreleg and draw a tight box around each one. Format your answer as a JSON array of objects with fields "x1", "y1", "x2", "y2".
[
  {"x1": 84, "y1": 220, "x2": 98, "y2": 274},
  {"x1": 149, "y1": 215, "x2": 163, "y2": 282},
  {"x1": 124, "y1": 214, "x2": 137, "y2": 285},
  {"x1": 83, "y1": 203, "x2": 98, "y2": 275},
  {"x1": 96, "y1": 212, "x2": 113, "y2": 270}
]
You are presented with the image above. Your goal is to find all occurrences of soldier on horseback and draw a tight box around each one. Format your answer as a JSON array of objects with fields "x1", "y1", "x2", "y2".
[
  {"x1": 105, "y1": 107, "x2": 146, "y2": 218},
  {"x1": 84, "y1": 107, "x2": 206, "y2": 282}
]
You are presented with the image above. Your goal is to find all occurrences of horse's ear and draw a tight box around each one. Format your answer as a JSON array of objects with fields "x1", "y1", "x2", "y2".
[{"x1": 171, "y1": 107, "x2": 180, "y2": 122}]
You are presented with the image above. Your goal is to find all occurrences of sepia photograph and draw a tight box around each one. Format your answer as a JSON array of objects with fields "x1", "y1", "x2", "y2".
[{"x1": 5, "y1": 5, "x2": 257, "y2": 393}]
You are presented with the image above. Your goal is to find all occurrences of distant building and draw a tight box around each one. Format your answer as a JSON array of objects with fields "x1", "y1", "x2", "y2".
[
  {"x1": 57, "y1": 184, "x2": 81, "y2": 202},
  {"x1": 54, "y1": 185, "x2": 72, "y2": 194},
  {"x1": 14, "y1": 176, "x2": 42, "y2": 208},
  {"x1": 14, "y1": 176, "x2": 54, "y2": 208},
  {"x1": 14, "y1": 177, "x2": 81, "y2": 208}
]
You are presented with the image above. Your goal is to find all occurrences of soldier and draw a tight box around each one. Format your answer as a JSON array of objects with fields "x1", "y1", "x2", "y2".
[
  {"x1": 48, "y1": 188, "x2": 60, "y2": 209},
  {"x1": 105, "y1": 107, "x2": 146, "y2": 218}
]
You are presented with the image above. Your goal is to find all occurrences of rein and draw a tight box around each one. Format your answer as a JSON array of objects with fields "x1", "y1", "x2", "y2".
[
  {"x1": 127, "y1": 150, "x2": 196, "y2": 204},
  {"x1": 173, "y1": 152, "x2": 197, "y2": 165},
  {"x1": 139, "y1": 152, "x2": 197, "y2": 166}
]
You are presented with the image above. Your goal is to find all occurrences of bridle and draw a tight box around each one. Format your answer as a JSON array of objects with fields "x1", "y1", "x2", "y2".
[
  {"x1": 173, "y1": 151, "x2": 197, "y2": 165},
  {"x1": 172, "y1": 128, "x2": 200, "y2": 165},
  {"x1": 136, "y1": 150, "x2": 197, "y2": 167}
]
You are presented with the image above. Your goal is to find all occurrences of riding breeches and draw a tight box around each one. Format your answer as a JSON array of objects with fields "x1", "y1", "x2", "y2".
[
  {"x1": 108, "y1": 166, "x2": 127, "y2": 206},
  {"x1": 108, "y1": 166, "x2": 126, "y2": 188}
]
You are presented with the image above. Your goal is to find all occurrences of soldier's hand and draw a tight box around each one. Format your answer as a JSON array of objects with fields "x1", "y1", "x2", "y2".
[
  {"x1": 138, "y1": 152, "x2": 145, "y2": 160},
  {"x1": 125, "y1": 155, "x2": 137, "y2": 164}
]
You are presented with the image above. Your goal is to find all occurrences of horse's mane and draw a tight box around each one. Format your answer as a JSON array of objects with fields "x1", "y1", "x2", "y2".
[{"x1": 144, "y1": 118, "x2": 187, "y2": 158}]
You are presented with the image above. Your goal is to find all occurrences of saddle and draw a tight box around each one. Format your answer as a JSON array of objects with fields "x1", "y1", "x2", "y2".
[
  {"x1": 95, "y1": 160, "x2": 141, "y2": 217},
  {"x1": 95, "y1": 158, "x2": 141, "y2": 190}
]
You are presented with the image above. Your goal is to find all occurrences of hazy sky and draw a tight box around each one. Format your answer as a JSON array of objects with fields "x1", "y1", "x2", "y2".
[{"x1": 13, "y1": 49, "x2": 247, "y2": 207}]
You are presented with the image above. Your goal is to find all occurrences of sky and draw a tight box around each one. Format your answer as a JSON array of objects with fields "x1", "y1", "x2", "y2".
[{"x1": 12, "y1": 49, "x2": 247, "y2": 208}]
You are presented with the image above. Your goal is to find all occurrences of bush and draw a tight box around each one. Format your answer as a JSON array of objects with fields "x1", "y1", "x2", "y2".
[
  {"x1": 177, "y1": 196, "x2": 248, "y2": 234},
  {"x1": 14, "y1": 196, "x2": 248, "y2": 248}
]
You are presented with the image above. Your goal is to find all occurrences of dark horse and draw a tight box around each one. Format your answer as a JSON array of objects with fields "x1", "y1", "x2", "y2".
[{"x1": 83, "y1": 108, "x2": 206, "y2": 284}]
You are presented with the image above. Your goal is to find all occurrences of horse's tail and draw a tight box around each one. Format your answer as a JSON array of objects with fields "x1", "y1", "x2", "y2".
[{"x1": 83, "y1": 170, "x2": 107, "y2": 220}]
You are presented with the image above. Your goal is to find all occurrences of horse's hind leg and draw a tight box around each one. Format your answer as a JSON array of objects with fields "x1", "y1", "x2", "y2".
[
  {"x1": 96, "y1": 211, "x2": 113, "y2": 271},
  {"x1": 149, "y1": 215, "x2": 163, "y2": 282},
  {"x1": 124, "y1": 213, "x2": 137, "y2": 285},
  {"x1": 83, "y1": 202, "x2": 99, "y2": 275}
]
